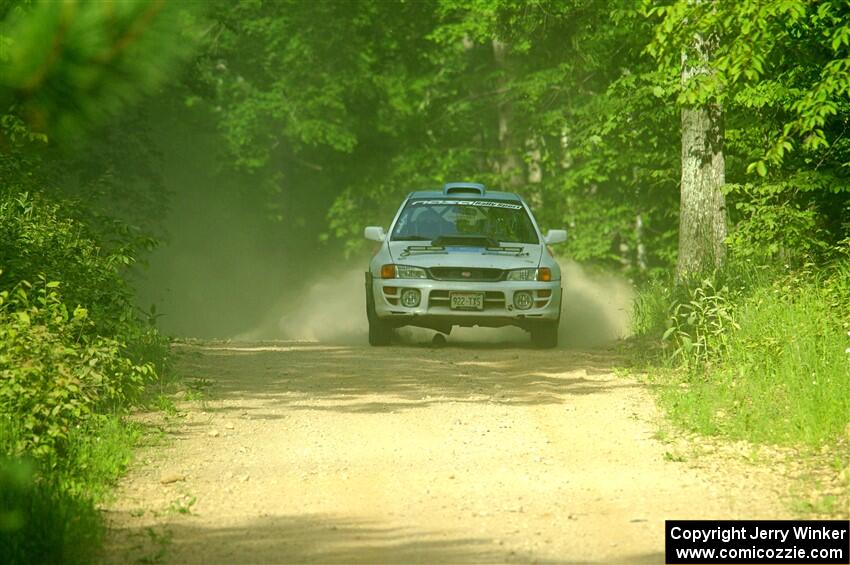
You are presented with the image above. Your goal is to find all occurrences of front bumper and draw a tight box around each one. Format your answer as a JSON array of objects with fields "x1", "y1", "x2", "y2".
[{"x1": 367, "y1": 272, "x2": 561, "y2": 330}]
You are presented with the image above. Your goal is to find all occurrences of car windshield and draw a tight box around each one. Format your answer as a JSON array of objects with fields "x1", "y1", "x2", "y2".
[{"x1": 391, "y1": 198, "x2": 539, "y2": 244}]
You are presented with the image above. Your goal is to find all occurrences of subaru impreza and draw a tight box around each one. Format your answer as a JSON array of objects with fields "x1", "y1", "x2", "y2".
[{"x1": 364, "y1": 182, "x2": 566, "y2": 347}]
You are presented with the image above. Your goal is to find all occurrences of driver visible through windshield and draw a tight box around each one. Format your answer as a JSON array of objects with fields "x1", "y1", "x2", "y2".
[{"x1": 391, "y1": 198, "x2": 539, "y2": 244}]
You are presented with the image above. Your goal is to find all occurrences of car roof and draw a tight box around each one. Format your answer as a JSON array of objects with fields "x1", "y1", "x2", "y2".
[{"x1": 407, "y1": 190, "x2": 523, "y2": 202}]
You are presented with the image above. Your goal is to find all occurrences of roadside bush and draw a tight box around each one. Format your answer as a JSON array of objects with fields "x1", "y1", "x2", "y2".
[
  {"x1": 0, "y1": 189, "x2": 167, "y2": 563},
  {"x1": 662, "y1": 278, "x2": 739, "y2": 370},
  {"x1": 0, "y1": 279, "x2": 152, "y2": 462},
  {"x1": 0, "y1": 191, "x2": 145, "y2": 344},
  {"x1": 655, "y1": 260, "x2": 850, "y2": 446},
  {"x1": 724, "y1": 180, "x2": 836, "y2": 266}
]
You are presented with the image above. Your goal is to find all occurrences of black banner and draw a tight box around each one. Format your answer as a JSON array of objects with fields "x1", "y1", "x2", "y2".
[{"x1": 666, "y1": 520, "x2": 849, "y2": 564}]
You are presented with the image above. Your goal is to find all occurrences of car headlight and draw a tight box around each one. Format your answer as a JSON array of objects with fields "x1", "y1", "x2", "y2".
[
  {"x1": 506, "y1": 268, "x2": 553, "y2": 282},
  {"x1": 506, "y1": 268, "x2": 536, "y2": 281},
  {"x1": 381, "y1": 264, "x2": 428, "y2": 279}
]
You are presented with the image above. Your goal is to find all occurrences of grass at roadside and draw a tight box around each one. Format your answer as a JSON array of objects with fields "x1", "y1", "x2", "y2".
[
  {"x1": 663, "y1": 270, "x2": 848, "y2": 446},
  {"x1": 633, "y1": 262, "x2": 849, "y2": 446},
  {"x1": 629, "y1": 260, "x2": 850, "y2": 515},
  {"x1": 0, "y1": 415, "x2": 143, "y2": 564}
]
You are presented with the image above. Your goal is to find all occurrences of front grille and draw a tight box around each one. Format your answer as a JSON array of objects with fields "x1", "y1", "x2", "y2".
[
  {"x1": 428, "y1": 290, "x2": 506, "y2": 310},
  {"x1": 428, "y1": 267, "x2": 503, "y2": 282}
]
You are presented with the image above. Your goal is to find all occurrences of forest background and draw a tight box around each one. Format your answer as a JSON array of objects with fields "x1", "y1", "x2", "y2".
[{"x1": 0, "y1": 1, "x2": 848, "y2": 562}]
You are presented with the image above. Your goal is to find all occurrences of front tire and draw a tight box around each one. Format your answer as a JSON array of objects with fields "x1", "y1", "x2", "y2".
[
  {"x1": 366, "y1": 279, "x2": 392, "y2": 346},
  {"x1": 368, "y1": 316, "x2": 392, "y2": 346},
  {"x1": 531, "y1": 321, "x2": 558, "y2": 349}
]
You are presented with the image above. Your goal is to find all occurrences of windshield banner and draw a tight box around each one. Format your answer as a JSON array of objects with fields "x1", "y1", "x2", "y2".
[{"x1": 410, "y1": 199, "x2": 522, "y2": 210}]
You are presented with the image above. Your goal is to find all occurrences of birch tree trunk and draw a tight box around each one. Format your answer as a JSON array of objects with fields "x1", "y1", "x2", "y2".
[{"x1": 677, "y1": 32, "x2": 727, "y2": 280}]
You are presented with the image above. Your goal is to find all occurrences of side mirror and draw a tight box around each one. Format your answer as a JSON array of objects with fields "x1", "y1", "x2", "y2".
[
  {"x1": 544, "y1": 229, "x2": 567, "y2": 245},
  {"x1": 364, "y1": 226, "x2": 387, "y2": 242}
]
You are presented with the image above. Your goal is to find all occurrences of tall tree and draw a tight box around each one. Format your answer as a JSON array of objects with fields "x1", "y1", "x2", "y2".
[
  {"x1": 677, "y1": 29, "x2": 727, "y2": 279},
  {"x1": 492, "y1": 38, "x2": 524, "y2": 188},
  {"x1": 650, "y1": 0, "x2": 850, "y2": 268}
]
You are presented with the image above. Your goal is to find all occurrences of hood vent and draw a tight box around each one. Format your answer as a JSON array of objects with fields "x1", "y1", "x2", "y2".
[{"x1": 443, "y1": 182, "x2": 486, "y2": 196}]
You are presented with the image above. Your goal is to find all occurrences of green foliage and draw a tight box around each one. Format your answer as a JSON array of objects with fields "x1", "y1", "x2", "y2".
[
  {"x1": 192, "y1": 0, "x2": 849, "y2": 276},
  {"x1": 0, "y1": 415, "x2": 140, "y2": 565},
  {"x1": 0, "y1": 175, "x2": 167, "y2": 565},
  {"x1": 0, "y1": 0, "x2": 197, "y2": 142},
  {"x1": 0, "y1": 195, "x2": 164, "y2": 562},
  {"x1": 0, "y1": 3, "x2": 187, "y2": 563},
  {"x1": 0, "y1": 191, "x2": 132, "y2": 335},
  {"x1": 60, "y1": 416, "x2": 141, "y2": 500},
  {"x1": 725, "y1": 173, "x2": 849, "y2": 265},
  {"x1": 192, "y1": 0, "x2": 683, "y2": 273},
  {"x1": 631, "y1": 276, "x2": 675, "y2": 339},
  {"x1": 0, "y1": 279, "x2": 152, "y2": 461},
  {"x1": 646, "y1": 0, "x2": 850, "y2": 265},
  {"x1": 0, "y1": 190, "x2": 170, "y2": 373},
  {"x1": 662, "y1": 279, "x2": 739, "y2": 369},
  {"x1": 0, "y1": 189, "x2": 166, "y2": 565},
  {"x1": 654, "y1": 261, "x2": 850, "y2": 446},
  {"x1": 726, "y1": 185, "x2": 824, "y2": 263},
  {"x1": 0, "y1": 458, "x2": 102, "y2": 565}
]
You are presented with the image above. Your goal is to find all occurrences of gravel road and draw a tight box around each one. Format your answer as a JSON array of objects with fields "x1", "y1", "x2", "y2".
[{"x1": 103, "y1": 339, "x2": 791, "y2": 563}]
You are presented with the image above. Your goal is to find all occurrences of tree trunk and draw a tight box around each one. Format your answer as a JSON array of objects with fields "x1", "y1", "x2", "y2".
[
  {"x1": 677, "y1": 33, "x2": 727, "y2": 281},
  {"x1": 635, "y1": 213, "x2": 647, "y2": 274},
  {"x1": 492, "y1": 39, "x2": 524, "y2": 189},
  {"x1": 462, "y1": 35, "x2": 489, "y2": 173},
  {"x1": 524, "y1": 136, "x2": 543, "y2": 208},
  {"x1": 526, "y1": 136, "x2": 542, "y2": 185}
]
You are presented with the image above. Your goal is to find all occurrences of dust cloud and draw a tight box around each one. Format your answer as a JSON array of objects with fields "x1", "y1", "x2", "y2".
[
  {"x1": 246, "y1": 260, "x2": 633, "y2": 348},
  {"x1": 558, "y1": 260, "x2": 634, "y2": 347},
  {"x1": 273, "y1": 268, "x2": 367, "y2": 343}
]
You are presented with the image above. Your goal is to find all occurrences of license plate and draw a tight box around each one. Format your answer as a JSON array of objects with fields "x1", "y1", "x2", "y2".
[{"x1": 449, "y1": 292, "x2": 484, "y2": 310}]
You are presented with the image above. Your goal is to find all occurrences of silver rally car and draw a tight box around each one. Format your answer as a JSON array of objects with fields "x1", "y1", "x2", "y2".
[{"x1": 364, "y1": 182, "x2": 566, "y2": 347}]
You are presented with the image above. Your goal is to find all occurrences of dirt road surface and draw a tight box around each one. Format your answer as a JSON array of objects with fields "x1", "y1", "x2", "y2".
[{"x1": 103, "y1": 339, "x2": 791, "y2": 563}]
